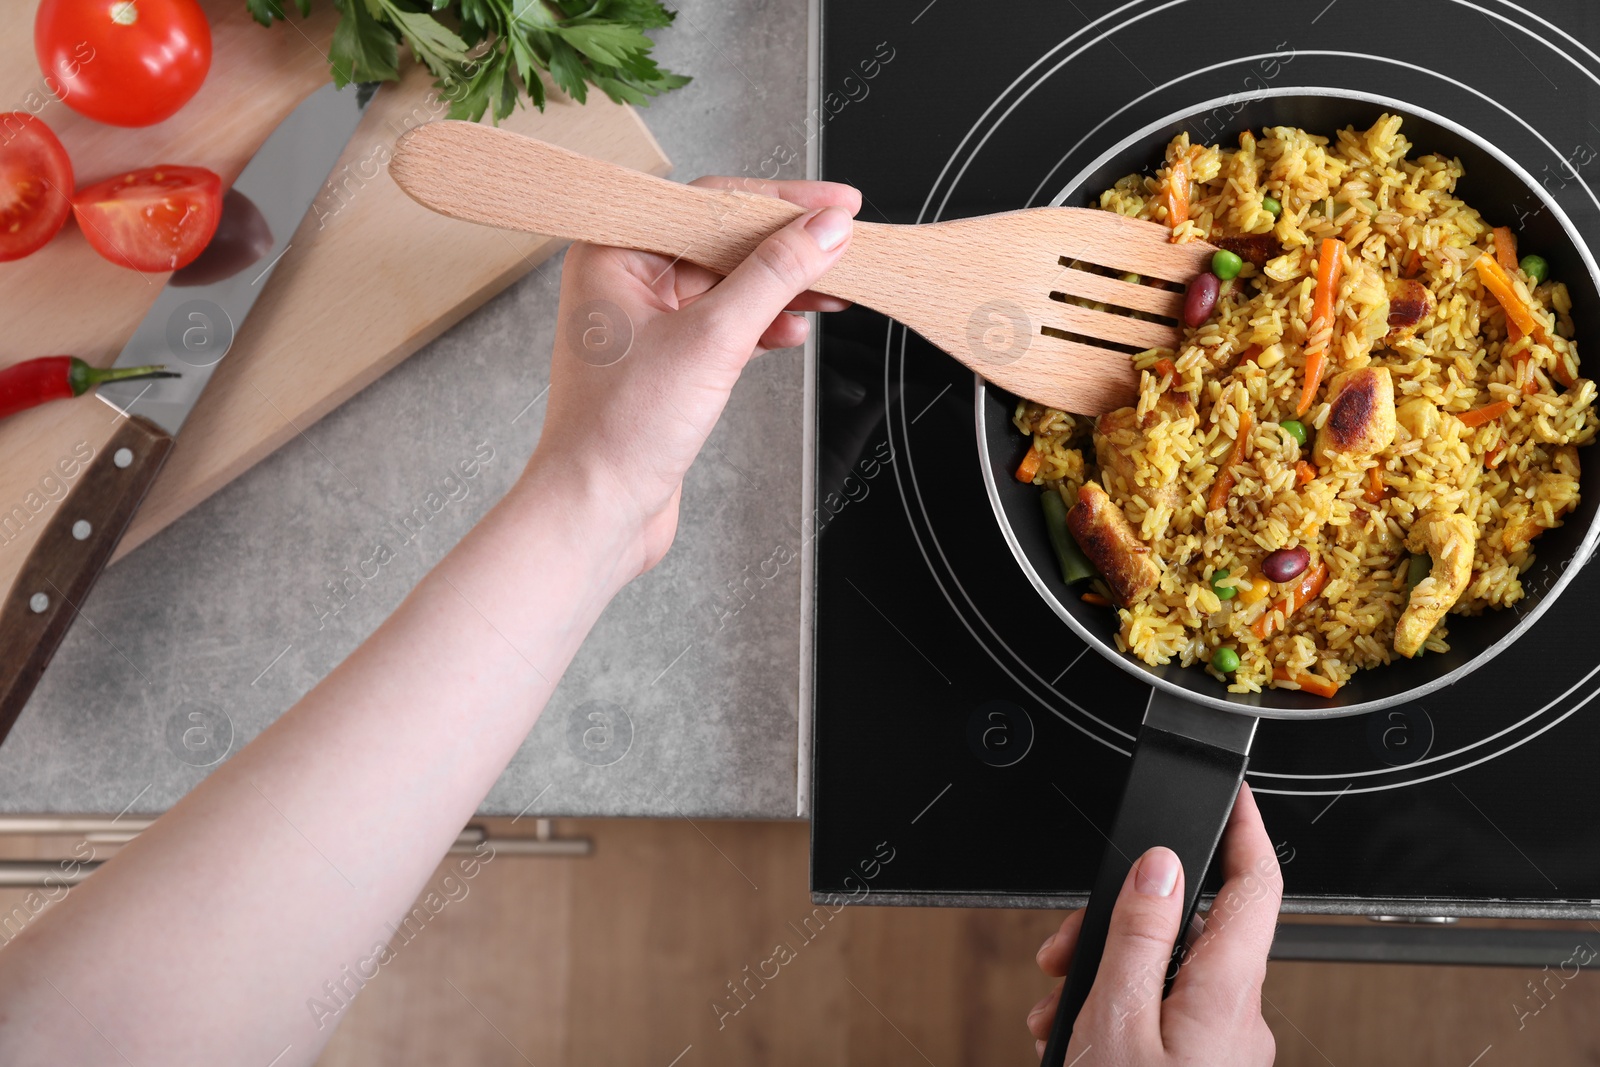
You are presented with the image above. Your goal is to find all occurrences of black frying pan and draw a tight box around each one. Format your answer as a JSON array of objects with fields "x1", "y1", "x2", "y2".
[{"x1": 974, "y1": 87, "x2": 1600, "y2": 1064}]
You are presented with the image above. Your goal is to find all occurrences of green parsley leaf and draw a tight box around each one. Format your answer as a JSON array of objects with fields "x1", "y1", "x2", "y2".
[
  {"x1": 552, "y1": 21, "x2": 654, "y2": 69},
  {"x1": 244, "y1": 0, "x2": 281, "y2": 25},
  {"x1": 261, "y1": 0, "x2": 687, "y2": 123},
  {"x1": 375, "y1": 0, "x2": 470, "y2": 80},
  {"x1": 544, "y1": 37, "x2": 591, "y2": 103}
]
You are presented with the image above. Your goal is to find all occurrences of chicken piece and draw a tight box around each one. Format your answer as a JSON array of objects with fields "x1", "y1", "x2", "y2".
[
  {"x1": 1394, "y1": 512, "x2": 1476, "y2": 657},
  {"x1": 1502, "y1": 445, "x2": 1581, "y2": 550},
  {"x1": 1066, "y1": 482, "x2": 1161, "y2": 605},
  {"x1": 1395, "y1": 396, "x2": 1439, "y2": 442},
  {"x1": 1384, "y1": 277, "x2": 1436, "y2": 342},
  {"x1": 1315, "y1": 366, "x2": 1397, "y2": 460},
  {"x1": 1139, "y1": 389, "x2": 1198, "y2": 430},
  {"x1": 1094, "y1": 403, "x2": 1190, "y2": 512}
]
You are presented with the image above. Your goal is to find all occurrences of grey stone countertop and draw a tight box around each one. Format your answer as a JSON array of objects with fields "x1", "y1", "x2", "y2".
[{"x1": 0, "y1": 0, "x2": 817, "y2": 820}]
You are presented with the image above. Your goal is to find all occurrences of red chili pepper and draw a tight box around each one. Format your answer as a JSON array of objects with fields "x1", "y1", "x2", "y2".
[{"x1": 0, "y1": 356, "x2": 178, "y2": 421}]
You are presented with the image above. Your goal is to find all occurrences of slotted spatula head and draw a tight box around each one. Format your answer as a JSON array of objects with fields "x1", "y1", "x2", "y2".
[
  {"x1": 389, "y1": 120, "x2": 1216, "y2": 415},
  {"x1": 821, "y1": 208, "x2": 1217, "y2": 413}
]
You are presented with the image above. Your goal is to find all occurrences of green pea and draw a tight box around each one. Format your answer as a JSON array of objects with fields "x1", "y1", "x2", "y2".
[
  {"x1": 1262, "y1": 195, "x2": 1282, "y2": 218},
  {"x1": 1211, "y1": 249, "x2": 1243, "y2": 281},
  {"x1": 1520, "y1": 254, "x2": 1549, "y2": 285},
  {"x1": 1210, "y1": 568, "x2": 1237, "y2": 600},
  {"x1": 1280, "y1": 419, "x2": 1307, "y2": 447},
  {"x1": 1212, "y1": 647, "x2": 1241, "y2": 674}
]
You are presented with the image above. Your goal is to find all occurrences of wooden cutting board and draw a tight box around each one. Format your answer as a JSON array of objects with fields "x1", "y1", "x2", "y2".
[{"x1": 0, "y1": 0, "x2": 669, "y2": 587}]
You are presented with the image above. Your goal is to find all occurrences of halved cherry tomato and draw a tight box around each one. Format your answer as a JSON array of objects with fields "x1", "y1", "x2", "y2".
[
  {"x1": 36, "y1": 0, "x2": 212, "y2": 127},
  {"x1": 73, "y1": 165, "x2": 222, "y2": 272},
  {"x1": 0, "y1": 113, "x2": 74, "y2": 262}
]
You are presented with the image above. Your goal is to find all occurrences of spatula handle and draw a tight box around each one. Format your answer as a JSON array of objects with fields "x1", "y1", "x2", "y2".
[{"x1": 390, "y1": 121, "x2": 881, "y2": 302}]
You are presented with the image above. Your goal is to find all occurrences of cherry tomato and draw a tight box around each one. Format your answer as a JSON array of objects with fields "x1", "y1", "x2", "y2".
[
  {"x1": 36, "y1": 0, "x2": 212, "y2": 127},
  {"x1": 73, "y1": 165, "x2": 223, "y2": 272},
  {"x1": 0, "y1": 112, "x2": 74, "y2": 262}
]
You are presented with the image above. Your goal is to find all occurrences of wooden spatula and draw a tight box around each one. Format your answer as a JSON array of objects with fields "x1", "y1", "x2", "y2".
[{"x1": 389, "y1": 121, "x2": 1217, "y2": 415}]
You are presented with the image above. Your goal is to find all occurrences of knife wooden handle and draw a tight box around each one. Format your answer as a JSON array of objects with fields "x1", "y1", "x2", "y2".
[{"x1": 0, "y1": 414, "x2": 174, "y2": 743}]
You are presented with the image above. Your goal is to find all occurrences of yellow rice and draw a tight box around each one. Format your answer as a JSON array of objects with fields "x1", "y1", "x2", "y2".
[{"x1": 1014, "y1": 116, "x2": 1596, "y2": 694}]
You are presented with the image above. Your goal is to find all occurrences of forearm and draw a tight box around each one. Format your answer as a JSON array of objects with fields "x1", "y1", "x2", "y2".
[{"x1": 0, "y1": 453, "x2": 635, "y2": 1065}]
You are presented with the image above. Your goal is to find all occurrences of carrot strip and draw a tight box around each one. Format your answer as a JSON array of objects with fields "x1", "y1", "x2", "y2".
[
  {"x1": 1236, "y1": 343, "x2": 1263, "y2": 366},
  {"x1": 1400, "y1": 248, "x2": 1422, "y2": 278},
  {"x1": 1273, "y1": 667, "x2": 1341, "y2": 698},
  {"x1": 1015, "y1": 446, "x2": 1042, "y2": 483},
  {"x1": 1312, "y1": 238, "x2": 1344, "y2": 331},
  {"x1": 1493, "y1": 225, "x2": 1518, "y2": 272},
  {"x1": 1298, "y1": 355, "x2": 1325, "y2": 417},
  {"x1": 1298, "y1": 238, "x2": 1345, "y2": 416},
  {"x1": 1081, "y1": 592, "x2": 1112, "y2": 607},
  {"x1": 1206, "y1": 410, "x2": 1254, "y2": 513},
  {"x1": 1504, "y1": 247, "x2": 1525, "y2": 343},
  {"x1": 1458, "y1": 398, "x2": 1514, "y2": 428},
  {"x1": 1364, "y1": 465, "x2": 1388, "y2": 504},
  {"x1": 1252, "y1": 558, "x2": 1329, "y2": 640},
  {"x1": 1164, "y1": 156, "x2": 1190, "y2": 233},
  {"x1": 1475, "y1": 253, "x2": 1541, "y2": 340},
  {"x1": 1295, "y1": 460, "x2": 1317, "y2": 486},
  {"x1": 1153, "y1": 357, "x2": 1177, "y2": 384},
  {"x1": 1486, "y1": 441, "x2": 1507, "y2": 469}
]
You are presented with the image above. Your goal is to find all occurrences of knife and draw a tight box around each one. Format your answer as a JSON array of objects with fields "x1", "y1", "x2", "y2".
[{"x1": 0, "y1": 82, "x2": 377, "y2": 743}]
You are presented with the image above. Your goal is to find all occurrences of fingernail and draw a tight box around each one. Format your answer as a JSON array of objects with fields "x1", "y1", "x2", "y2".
[
  {"x1": 1028, "y1": 990, "x2": 1053, "y2": 1019},
  {"x1": 804, "y1": 206, "x2": 853, "y2": 251},
  {"x1": 1036, "y1": 932, "x2": 1056, "y2": 964},
  {"x1": 1134, "y1": 847, "x2": 1180, "y2": 897}
]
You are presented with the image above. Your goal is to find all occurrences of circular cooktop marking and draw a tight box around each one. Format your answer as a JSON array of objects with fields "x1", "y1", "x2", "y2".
[
  {"x1": 1252, "y1": 657, "x2": 1600, "y2": 783},
  {"x1": 921, "y1": 0, "x2": 1600, "y2": 227},
  {"x1": 880, "y1": 7, "x2": 1600, "y2": 792},
  {"x1": 916, "y1": 0, "x2": 1173, "y2": 226},
  {"x1": 1255, "y1": 681, "x2": 1600, "y2": 796},
  {"x1": 1030, "y1": 55, "x2": 1600, "y2": 218},
  {"x1": 966, "y1": 699, "x2": 1035, "y2": 768},
  {"x1": 882, "y1": 321, "x2": 1135, "y2": 756}
]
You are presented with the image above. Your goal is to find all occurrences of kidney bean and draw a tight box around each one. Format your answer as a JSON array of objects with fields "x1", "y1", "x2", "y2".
[
  {"x1": 1184, "y1": 272, "x2": 1220, "y2": 327},
  {"x1": 1262, "y1": 546, "x2": 1311, "y2": 583}
]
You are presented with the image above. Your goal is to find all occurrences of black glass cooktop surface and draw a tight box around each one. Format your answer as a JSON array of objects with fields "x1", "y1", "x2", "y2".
[{"x1": 811, "y1": 0, "x2": 1600, "y2": 912}]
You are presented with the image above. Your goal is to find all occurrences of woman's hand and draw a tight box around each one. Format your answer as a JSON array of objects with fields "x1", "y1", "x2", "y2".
[
  {"x1": 1027, "y1": 784, "x2": 1282, "y2": 1065},
  {"x1": 531, "y1": 176, "x2": 861, "y2": 576}
]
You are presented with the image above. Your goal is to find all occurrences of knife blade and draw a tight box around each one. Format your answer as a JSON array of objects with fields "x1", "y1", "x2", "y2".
[{"x1": 0, "y1": 82, "x2": 377, "y2": 742}]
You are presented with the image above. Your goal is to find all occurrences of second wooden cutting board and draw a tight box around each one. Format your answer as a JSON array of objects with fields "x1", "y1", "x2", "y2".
[{"x1": 0, "y1": 0, "x2": 669, "y2": 599}]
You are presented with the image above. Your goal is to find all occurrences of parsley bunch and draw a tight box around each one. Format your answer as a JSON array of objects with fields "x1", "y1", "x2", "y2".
[{"x1": 248, "y1": 0, "x2": 690, "y2": 122}]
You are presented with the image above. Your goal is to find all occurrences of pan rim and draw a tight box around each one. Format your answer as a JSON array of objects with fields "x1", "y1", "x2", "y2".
[{"x1": 974, "y1": 83, "x2": 1600, "y2": 720}]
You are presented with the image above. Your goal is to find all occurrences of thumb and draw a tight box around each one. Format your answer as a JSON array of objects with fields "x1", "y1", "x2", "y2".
[
  {"x1": 692, "y1": 206, "x2": 853, "y2": 350},
  {"x1": 1080, "y1": 846, "x2": 1185, "y2": 1046}
]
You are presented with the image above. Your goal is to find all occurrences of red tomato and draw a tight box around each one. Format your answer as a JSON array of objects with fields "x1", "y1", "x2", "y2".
[
  {"x1": 73, "y1": 165, "x2": 223, "y2": 272},
  {"x1": 36, "y1": 0, "x2": 212, "y2": 127},
  {"x1": 0, "y1": 113, "x2": 74, "y2": 262}
]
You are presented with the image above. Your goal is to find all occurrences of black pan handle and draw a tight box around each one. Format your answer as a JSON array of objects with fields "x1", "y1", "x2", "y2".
[{"x1": 1040, "y1": 687, "x2": 1256, "y2": 1065}]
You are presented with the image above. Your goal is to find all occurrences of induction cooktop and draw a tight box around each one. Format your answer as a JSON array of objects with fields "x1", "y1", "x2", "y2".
[{"x1": 809, "y1": 0, "x2": 1600, "y2": 915}]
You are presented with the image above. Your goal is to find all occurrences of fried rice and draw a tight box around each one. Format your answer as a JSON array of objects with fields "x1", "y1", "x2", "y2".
[{"x1": 1014, "y1": 115, "x2": 1597, "y2": 696}]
